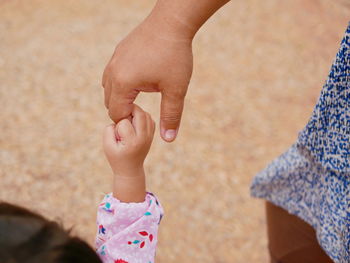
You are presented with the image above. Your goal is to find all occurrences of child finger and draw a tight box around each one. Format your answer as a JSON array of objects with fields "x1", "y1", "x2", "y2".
[{"x1": 116, "y1": 119, "x2": 136, "y2": 143}]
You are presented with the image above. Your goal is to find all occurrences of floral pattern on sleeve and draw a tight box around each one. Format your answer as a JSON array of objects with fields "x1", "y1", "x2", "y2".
[{"x1": 95, "y1": 192, "x2": 164, "y2": 263}]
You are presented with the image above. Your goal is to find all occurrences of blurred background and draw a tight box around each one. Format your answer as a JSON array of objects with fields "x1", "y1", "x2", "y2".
[{"x1": 0, "y1": 0, "x2": 349, "y2": 262}]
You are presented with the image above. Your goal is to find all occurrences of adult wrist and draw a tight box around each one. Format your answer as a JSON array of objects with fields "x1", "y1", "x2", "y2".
[
  {"x1": 146, "y1": 0, "x2": 231, "y2": 41},
  {"x1": 145, "y1": 1, "x2": 197, "y2": 41}
]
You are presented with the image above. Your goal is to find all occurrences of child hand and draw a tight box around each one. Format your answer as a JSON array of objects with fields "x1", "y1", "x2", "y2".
[{"x1": 103, "y1": 105, "x2": 155, "y2": 177}]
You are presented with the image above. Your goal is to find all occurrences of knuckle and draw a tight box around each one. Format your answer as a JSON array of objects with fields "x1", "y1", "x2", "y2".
[
  {"x1": 112, "y1": 72, "x2": 133, "y2": 87},
  {"x1": 162, "y1": 113, "x2": 180, "y2": 125}
]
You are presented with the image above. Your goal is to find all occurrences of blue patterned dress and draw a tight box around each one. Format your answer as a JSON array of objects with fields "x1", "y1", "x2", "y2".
[{"x1": 251, "y1": 23, "x2": 350, "y2": 263}]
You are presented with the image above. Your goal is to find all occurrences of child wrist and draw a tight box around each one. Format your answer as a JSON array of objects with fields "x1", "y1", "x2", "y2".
[
  {"x1": 113, "y1": 172, "x2": 146, "y2": 203},
  {"x1": 113, "y1": 166, "x2": 145, "y2": 178}
]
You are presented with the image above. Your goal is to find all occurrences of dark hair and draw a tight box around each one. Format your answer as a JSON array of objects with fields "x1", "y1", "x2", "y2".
[{"x1": 0, "y1": 202, "x2": 102, "y2": 263}]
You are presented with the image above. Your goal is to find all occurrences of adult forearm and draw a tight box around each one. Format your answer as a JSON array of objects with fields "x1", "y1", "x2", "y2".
[{"x1": 146, "y1": 0, "x2": 231, "y2": 40}]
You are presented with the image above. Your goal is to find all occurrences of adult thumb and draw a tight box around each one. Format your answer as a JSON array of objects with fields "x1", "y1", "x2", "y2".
[{"x1": 160, "y1": 91, "x2": 185, "y2": 142}]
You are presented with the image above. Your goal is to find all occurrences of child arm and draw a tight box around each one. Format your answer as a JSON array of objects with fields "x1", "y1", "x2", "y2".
[
  {"x1": 96, "y1": 105, "x2": 164, "y2": 263},
  {"x1": 103, "y1": 105, "x2": 155, "y2": 203}
]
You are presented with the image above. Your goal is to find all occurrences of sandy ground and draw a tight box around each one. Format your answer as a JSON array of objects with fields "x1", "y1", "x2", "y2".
[{"x1": 0, "y1": 0, "x2": 349, "y2": 262}]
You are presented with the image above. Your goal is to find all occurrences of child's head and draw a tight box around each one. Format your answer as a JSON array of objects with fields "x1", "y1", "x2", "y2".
[{"x1": 0, "y1": 202, "x2": 102, "y2": 263}]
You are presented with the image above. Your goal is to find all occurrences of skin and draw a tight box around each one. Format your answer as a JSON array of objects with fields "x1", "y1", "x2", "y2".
[
  {"x1": 102, "y1": 0, "x2": 230, "y2": 142},
  {"x1": 103, "y1": 105, "x2": 155, "y2": 202}
]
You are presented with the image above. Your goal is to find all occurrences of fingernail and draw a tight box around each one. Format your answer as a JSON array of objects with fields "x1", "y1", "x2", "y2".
[{"x1": 165, "y1": 129, "x2": 176, "y2": 141}]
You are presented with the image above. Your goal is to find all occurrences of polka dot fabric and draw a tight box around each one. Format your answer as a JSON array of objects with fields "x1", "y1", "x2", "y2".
[{"x1": 251, "y1": 22, "x2": 350, "y2": 263}]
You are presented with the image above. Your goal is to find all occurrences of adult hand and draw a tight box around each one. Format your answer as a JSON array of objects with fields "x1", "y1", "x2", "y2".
[
  {"x1": 102, "y1": 15, "x2": 193, "y2": 142},
  {"x1": 102, "y1": 0, "x2": 230, "y2": 142}
]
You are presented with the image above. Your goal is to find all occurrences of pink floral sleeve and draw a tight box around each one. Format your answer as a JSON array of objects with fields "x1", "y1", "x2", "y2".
[{"x1": 95, "y1": 192, "x2": 164, "y2": 263}]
